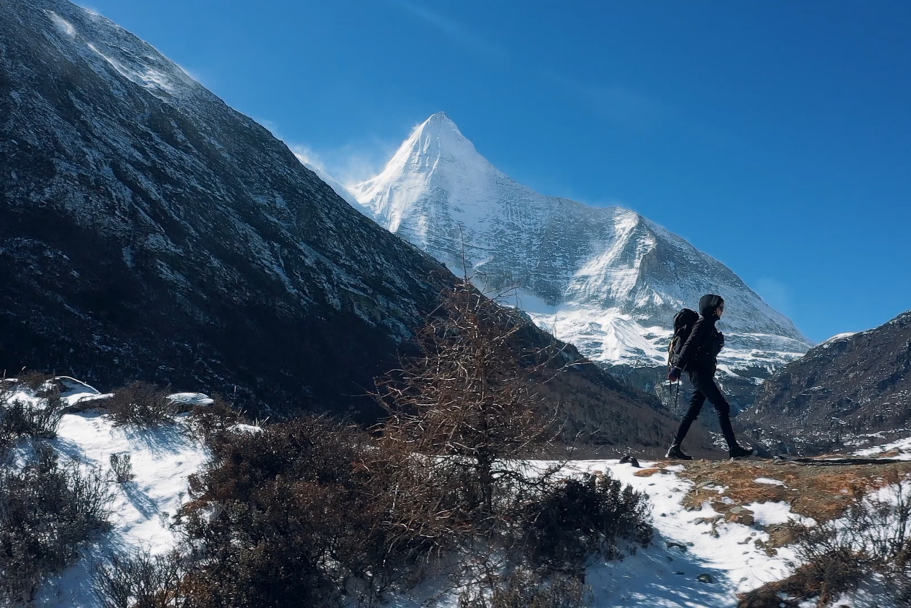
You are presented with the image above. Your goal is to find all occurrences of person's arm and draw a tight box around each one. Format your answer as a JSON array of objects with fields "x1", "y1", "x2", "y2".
[{"x1": 676, "y1": 317, "x2": 711, "y2": 370}]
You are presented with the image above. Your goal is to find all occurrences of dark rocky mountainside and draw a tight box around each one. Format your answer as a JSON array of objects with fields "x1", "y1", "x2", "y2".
[
  {"x1": 0, "y1": 0, "x2": 698, "y2": 451},
  {"x1": 0, "y1": 0, "x2": 455, "y2": 415},
  {"x1": 743, "y1": 311, "x2": 911, "y2": 451}
]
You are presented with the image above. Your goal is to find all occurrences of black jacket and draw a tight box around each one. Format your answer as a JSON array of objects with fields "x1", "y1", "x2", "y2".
[{"x1": 676, "y1": 294, "x2": 725, "y2": 373}]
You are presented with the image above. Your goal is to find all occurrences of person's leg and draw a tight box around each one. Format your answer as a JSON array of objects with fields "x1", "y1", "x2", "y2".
[
  {"x1": 672, "y1": 385, "x2": 706, "y2": 447},
  {"x1": 692, "y1": 372, "x2": 746, "y2": 453}
]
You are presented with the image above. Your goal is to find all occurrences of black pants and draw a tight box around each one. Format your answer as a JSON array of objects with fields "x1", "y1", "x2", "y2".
[{"x1": 673, "y1": 368, "x2": 738, "y2": 450}]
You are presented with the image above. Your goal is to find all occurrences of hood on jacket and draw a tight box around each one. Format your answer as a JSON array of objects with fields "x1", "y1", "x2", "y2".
[{"x1": 699, "y1": 294, "x2": 725, "y2": 318}]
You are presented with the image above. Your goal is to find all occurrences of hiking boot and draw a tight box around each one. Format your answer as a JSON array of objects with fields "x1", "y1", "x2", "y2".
[
  {"x1": 729, "y1": 445, "x2": 755, "y2": 459},
  {"x1": 665, "y1": 444, "x2": 692, "y2": 460}
]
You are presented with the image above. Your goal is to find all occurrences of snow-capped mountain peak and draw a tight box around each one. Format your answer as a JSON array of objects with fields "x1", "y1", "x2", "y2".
[
  {"x1": 401, "y1": 111, "x2": 481, "y2": 164},
  {"x1": 352, "y1": 112, "x2": 515, "y2": 240},
  {"x1": 351, "y1": 112, "x2": 812, "y2": 408}
]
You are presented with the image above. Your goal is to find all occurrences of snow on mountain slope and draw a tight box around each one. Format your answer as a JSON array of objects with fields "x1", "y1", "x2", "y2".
[{"x1": 350, "y1": 113, "x2": 811, "y2": 391}]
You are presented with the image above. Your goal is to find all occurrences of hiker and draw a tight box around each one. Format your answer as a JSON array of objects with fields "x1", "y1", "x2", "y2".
[{"x1": 665, "y1": 294, "x2": 754, "y2": 460}]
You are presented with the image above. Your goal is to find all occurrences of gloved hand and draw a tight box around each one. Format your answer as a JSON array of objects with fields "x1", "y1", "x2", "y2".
[{"x1": 667, "y1": 367, "x2": 682, "y2": 382}]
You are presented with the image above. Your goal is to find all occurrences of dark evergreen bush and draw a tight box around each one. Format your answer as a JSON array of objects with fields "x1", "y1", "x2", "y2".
[
  {"x1": 179, "y1": 417, "x2": 436, "y2": 607},
  {"x1": 185, "y1": 396, "x2": 244, "y2": 446},
  {"x1": 519, "y1": 472, "x2": 652, "y2": 572}
]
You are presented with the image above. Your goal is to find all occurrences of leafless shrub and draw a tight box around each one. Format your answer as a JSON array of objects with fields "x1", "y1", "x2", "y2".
[
  {"x1": 109, "y1": 452, "x2": 134, "y2": 483},
  {"x1": 16, "y1": 370, "x2": 55, "y2": 391},
  {"x1": 0, "y1": 445, "x2": 112, "y2": 604},
  {"x1": 739, "y1": 473, "x2": 911, "y2": 607},
  {"x1": 93, "y1": 549, "x2": 188, "y2": 608},
  {"x1": 106, "y1": 382, "x2": 175, "y2": 427},
  {"x1": 0, "y1": 373, "x2": 64, "y2": 451},
  {"x1": 373, "y1": 279, "x2": 569, "y2": 535},
  {"x1": 457, "y1": 567, "x2": 592, "y2": 608},
  {"x1": 372, "y1": 280, "x2": 652, "y2": 596}
]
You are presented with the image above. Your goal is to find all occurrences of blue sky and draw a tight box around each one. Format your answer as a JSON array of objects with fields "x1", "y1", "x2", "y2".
[{"x1": 83, "y1": 0, "x2": 911, "y2": 342}]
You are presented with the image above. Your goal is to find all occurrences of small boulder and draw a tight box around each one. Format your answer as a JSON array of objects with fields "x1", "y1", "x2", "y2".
[
  {"x1": 697, "y1": 573, "x2": 714, "y2": 584},
  {"x1": 725, "y1": 506, "x2": 755, "y2": 526}
]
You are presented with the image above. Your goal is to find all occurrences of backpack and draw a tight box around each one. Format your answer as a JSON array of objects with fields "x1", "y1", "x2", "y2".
[{"x1": 667, "y1": 308, "x2": 699, "y2": 369}]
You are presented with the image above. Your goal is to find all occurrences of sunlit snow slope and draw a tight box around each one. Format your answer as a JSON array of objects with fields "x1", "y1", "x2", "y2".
[{"x1": 349, "y1": 113, "x2": 811, "y2": 390}]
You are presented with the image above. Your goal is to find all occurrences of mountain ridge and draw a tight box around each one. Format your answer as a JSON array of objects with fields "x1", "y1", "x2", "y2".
[
  {"x1": 0, "y1": 0, "x2": 454, "y2": 416},
  {"x1": 742, "y1": 309, "x2": 911, "y2": 452}
]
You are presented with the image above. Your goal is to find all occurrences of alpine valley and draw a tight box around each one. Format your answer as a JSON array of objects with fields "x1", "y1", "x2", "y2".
[
  {"x1": 346, "y1": 113, "x2": 813, "y2": 412},
  {"x1": 5, "y1": 3, "x2": 911, "y2": 608},
  {"x1": 0, "y1": 0, "x2": 701, "y2": 451}
]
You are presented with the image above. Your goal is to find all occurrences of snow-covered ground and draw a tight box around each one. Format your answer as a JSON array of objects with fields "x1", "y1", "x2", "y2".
[
  {"x1": 387, "y1": 459, "x2": 807, "y2": 607},
  {"x1": 3, "y1": 378, "x2": 900, "y2": 606},
  {"x1": 3, "y1": 381, "x2": 212, "y2": 607},
  {"x1": 562, "y1": 461, "x2": 798, "y2": 607},
  {"x1": 855, "y1": 435, "x2": 911, "y2": 460}
]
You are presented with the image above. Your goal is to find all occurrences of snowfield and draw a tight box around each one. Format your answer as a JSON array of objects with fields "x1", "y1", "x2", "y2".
[{"x1": 855, "y1": 435, "x2": 911, "y2": 460}]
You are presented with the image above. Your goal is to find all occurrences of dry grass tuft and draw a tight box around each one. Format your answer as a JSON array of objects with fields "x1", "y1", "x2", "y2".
[{"x1": 633, "y1": 468, "x2": 665, "y2": 477}]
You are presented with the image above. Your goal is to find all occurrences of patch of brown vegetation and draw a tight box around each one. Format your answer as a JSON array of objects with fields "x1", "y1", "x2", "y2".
[
  {"x1": 735, "y1": 564, "x2": 827, "y2": 608},
  {"x1": 662, "y1": 459, "x2": 911, "y2": 524},
  {"x1": 633, "y1": 468, "x2": 665, "y2": 477},
  {"x1": 737, "y1": 552, "x2": 874, "y2": 608}
]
